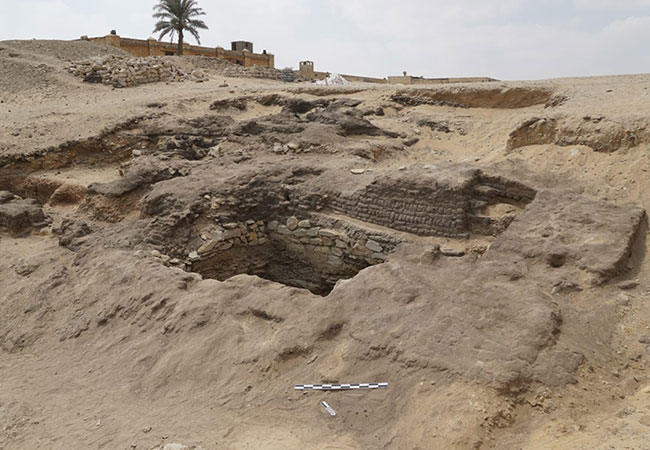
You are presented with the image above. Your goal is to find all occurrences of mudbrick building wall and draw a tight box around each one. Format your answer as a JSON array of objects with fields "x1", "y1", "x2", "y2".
[
  {"x1": 86, "y1": 34, "x2": 275, "y2": 68},
  {"x1": 328, "y1": 172, "x2": 537, "y2": 238}
]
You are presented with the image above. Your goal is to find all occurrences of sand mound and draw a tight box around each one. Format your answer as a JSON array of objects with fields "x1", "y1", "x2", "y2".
[
  {"x1": 392, "y1": 86, "x2": 556, "y2": 109},
  {"x1": 507, "y1": 115, "x2": 646, "y2": 152},
  {"x1": 0, "y1": 40, "x2": 131, "y2": 93},
  {"x1": 0, "y1": 39, "x2": 131, "y2": 63}
]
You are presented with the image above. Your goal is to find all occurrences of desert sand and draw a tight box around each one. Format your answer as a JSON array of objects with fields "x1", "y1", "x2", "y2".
[{"x1": 1, "y1": 40, "x2": 650, "y2": 450}]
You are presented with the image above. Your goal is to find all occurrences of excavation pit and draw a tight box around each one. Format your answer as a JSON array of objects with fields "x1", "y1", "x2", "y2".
[{"x1": 188, "y1": 219, "x2": 390, "y2": 296}]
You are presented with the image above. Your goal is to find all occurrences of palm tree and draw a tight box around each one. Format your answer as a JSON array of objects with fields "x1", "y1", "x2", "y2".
[{"x1": 152, "y1": 0, "x2": 209, "y2": 56}]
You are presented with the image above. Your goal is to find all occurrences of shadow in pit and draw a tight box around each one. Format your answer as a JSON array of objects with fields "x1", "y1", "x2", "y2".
[{"x1": 190, "y1": 238, "x2": 377, "y2": 296}]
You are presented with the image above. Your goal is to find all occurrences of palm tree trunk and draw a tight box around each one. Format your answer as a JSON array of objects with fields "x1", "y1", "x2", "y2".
[{"x1": 177, "y1": 29, "x2": 184, "y2": 56}]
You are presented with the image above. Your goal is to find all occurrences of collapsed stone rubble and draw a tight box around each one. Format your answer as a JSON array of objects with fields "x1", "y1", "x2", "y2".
[{"x1": 67, "y1": 56, "x2": 207, "y2": 87}]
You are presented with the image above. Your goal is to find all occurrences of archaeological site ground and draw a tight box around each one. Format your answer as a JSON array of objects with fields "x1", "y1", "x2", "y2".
[{"x1": 2, "y1": 39, "x2": 650, "y2": 449}]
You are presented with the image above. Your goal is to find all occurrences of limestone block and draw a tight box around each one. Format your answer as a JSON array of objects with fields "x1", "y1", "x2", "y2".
[
  {"x1": 319, "y1": 229, "x2": 339, "y2": 239},
  {"x1": 366, "y1": 240, "x2": 383, "y2": 252},
  {"x1": 286, "y1": 216, "x2": 299, "y2": 230},
  {"x1": 327, "y1": 255, "x2": 342, "y2": 266},
  {"x1": 223, "y1": 228, "x2": 242, "y2": 239},
  {"x1": 277, "y1": 225, "x2": 291, "y2": 235},
  {"x1": 198, "y1": 240, "x2": 218, "y2": 254},
  {"x1": 298, "y1": 220, "x2": 311, "y2": 228},
  {"x1": 352, "y1": 243, "x2": 370, "y2": 255}
]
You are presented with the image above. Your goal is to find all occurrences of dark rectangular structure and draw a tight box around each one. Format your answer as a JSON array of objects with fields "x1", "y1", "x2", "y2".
[{"x1": 231, "y1": 41, "x2": 254, "y2": 52}]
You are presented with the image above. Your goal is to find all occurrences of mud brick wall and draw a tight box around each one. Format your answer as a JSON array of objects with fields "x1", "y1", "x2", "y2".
[
  {"x1": 473, "y1": 175, "x2": 537, "y2": 205},
  {"x1": 327, "y1": 174, "x2": 537, "y2": 239},
  {"x1": 330, "y1": 186, "x2": 471, "y2": 239}
]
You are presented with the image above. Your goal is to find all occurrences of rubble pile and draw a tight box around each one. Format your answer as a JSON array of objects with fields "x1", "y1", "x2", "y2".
[{"x1": 67, "y1": 56, "x2": 207, "y2": 88}]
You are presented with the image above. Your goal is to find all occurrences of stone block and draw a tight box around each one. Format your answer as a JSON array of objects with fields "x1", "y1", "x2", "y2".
[
  {"x1": 327, "y1": 255, "x2": 342, "y2": 266},
  {"x1": 224, "y1": 228, "x2": 242, "y2": 239},
  {"x1": 287, "y1": 216, "x2": 299, "y2": 230},
  {"x1": 319, "y1": 229, "x2": 339, "y2": 238},
  {"x1": 198, "y1": 240, "x2": 218, "y2": 254},
  {"x1": 352, "y1": 243, "x2": 370, "y2": 255},
  {"x1": 366, "y1": 240, "x2": 383, "y2": 252}
]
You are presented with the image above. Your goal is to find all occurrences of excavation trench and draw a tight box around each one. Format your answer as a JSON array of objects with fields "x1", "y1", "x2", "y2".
[{"x1": 187, "y1": 219, "x2": 392, "y2": 296}]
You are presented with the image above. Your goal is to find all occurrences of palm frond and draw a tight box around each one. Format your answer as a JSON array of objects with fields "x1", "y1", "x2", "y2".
[{"x1": 152, "y1": 0, "x2": 209, "y2": 48}]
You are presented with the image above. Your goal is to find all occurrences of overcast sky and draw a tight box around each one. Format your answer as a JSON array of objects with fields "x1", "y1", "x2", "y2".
[{"x1": 1, "y1": 0, "x2": 650, "y2": 80}]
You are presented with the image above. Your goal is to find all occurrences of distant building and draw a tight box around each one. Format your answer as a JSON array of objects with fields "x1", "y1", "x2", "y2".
[
  {"x1": 83, "y1": 33, "x2": 274, "y2": 68},
  {"x1": 387, "y1": 75, "x2": 497, "y2": 85},
  {"x1": 231, "y1": 41, "x2": 253, "y2": 52}
]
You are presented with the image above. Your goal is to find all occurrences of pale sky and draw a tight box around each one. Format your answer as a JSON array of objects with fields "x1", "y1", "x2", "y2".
[{"x1": 1, "y1": 0, "x2": 650, "y2": 80}]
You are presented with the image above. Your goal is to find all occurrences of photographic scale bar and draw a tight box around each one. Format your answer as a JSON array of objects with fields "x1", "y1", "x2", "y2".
[{"x1": 294, "y1": 383, "x2": 389, "y2": 391}]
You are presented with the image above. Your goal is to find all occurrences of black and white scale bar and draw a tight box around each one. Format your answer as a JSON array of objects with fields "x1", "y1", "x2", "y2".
[{"x1": 294, "y1": 383, "x2": 389, "y2": 391}]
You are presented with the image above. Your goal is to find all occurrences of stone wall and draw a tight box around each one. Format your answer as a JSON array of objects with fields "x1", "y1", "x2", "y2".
[
  {"x1": 68, "y1": 56, "x2": 207, "y2": 88},
  {"x1": 192, "y1": 216, "x2": 391, "y2": 265},
  {"x1": 217, "y1": 64, "x2": 285, "y2": 81},
  {"x1": 188, "y1": 216, "x2": 393, "y2": 295}
]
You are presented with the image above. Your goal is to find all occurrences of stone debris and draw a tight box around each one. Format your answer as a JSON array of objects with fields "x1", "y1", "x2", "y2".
[
  {"x1": 0, "y1": 191, "x2": 49, "y2": 229},
  {"x1": 618, "y1": 280, "x2": 639, "y2": 290},
  {"x1": 67, "y1": 56, "x2": 207, "y2": 88},
  {"x1": 316, "y1": 73, "x2": 350, "y2": 86}
]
